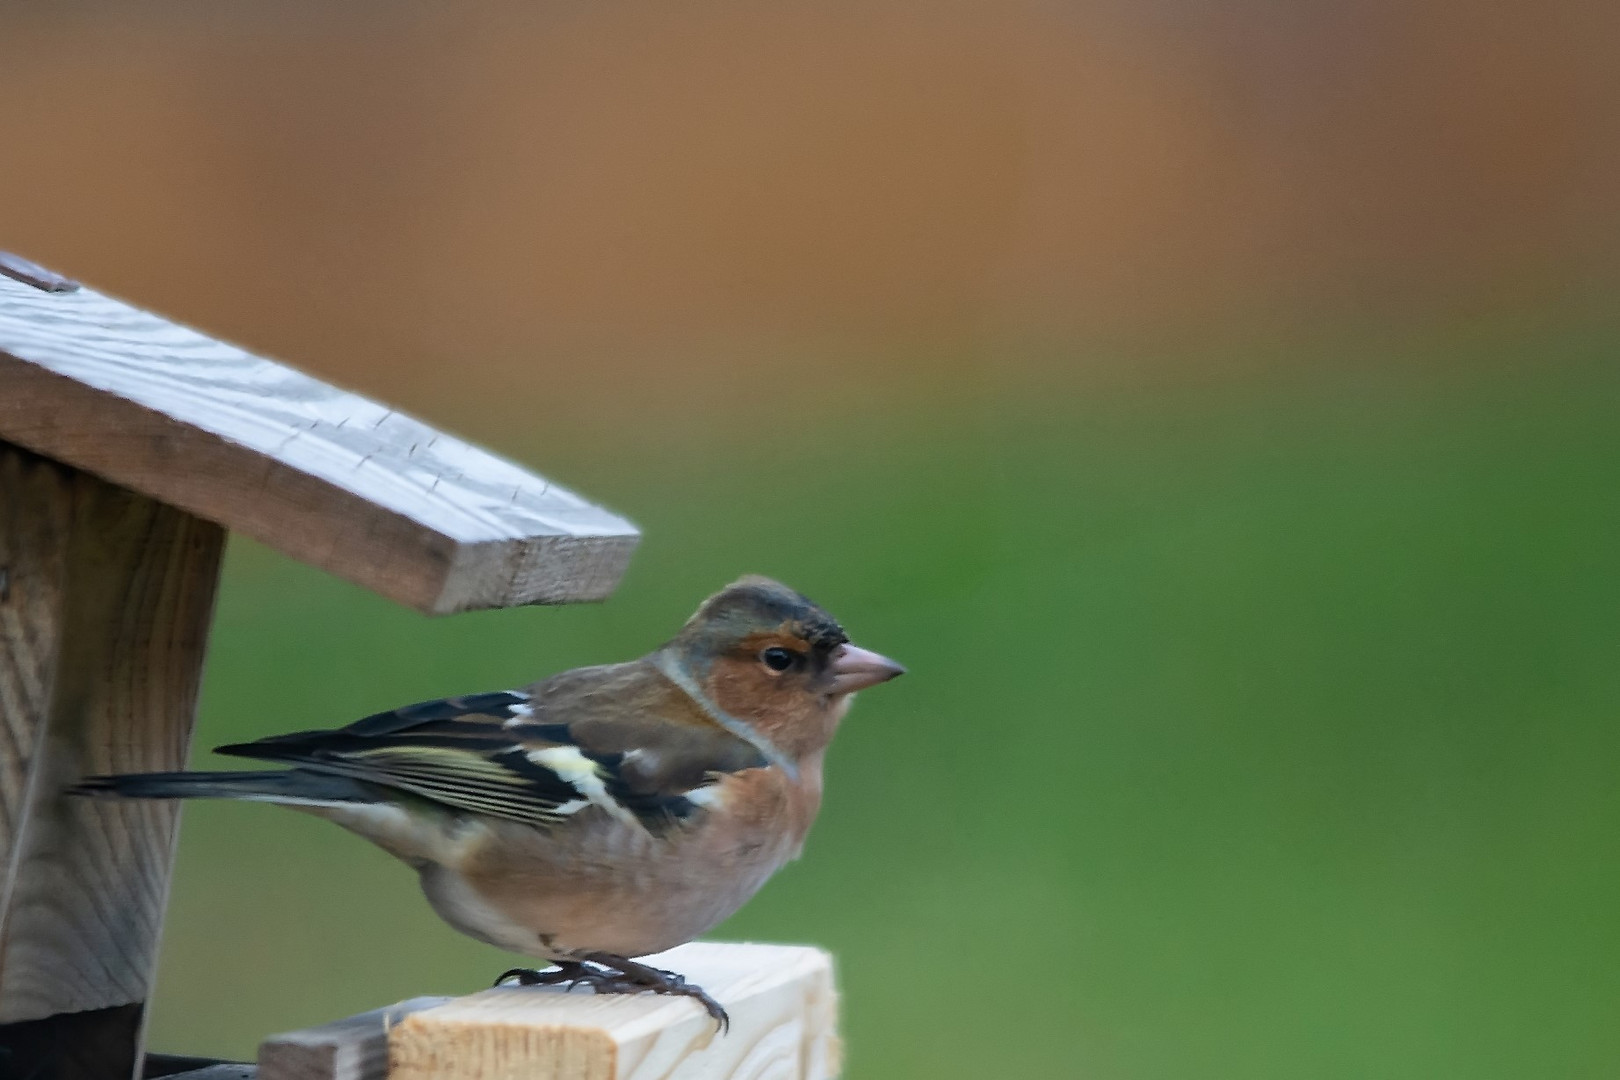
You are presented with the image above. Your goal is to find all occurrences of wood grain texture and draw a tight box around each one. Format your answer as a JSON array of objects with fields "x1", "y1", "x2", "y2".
[
  {"x1": 0, "y1": 442, "x2": 224, "y2": 1035},
  {"x1": 0, "y1": 445, "x2": 69, "y2": 879},
  {"x1": 0, "y1": 270, "x2": 637, "y2": 614},
  {"x1": 258, "y1": 997, "x2": 449, "y2": 1080},
  {"x1": 388, "y1": 943, "x2": 841, "y2": 1080}
]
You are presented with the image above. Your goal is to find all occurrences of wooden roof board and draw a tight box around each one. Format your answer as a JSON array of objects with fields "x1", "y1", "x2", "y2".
[{"x1": 0, "y1": 270, "x2": 638, "y2": 613}]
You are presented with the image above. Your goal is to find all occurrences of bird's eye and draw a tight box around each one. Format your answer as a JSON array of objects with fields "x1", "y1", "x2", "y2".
[{"x1": 760, "y1": 646, "x2": 796, "y2": 672}]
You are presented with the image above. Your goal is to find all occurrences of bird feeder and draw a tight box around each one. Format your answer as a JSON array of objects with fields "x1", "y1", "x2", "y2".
[{"x1": 0, "y1": 255, "x2": 839, "y2": 1080}]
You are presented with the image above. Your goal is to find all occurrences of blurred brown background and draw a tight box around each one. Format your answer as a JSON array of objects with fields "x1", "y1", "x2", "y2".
[
  {"x1": 3, "y1": 4, "x2": 1617, "y2": 1078},
  {"x1": 3, "y1": 0, "x2": 1615, "y2": 404}
]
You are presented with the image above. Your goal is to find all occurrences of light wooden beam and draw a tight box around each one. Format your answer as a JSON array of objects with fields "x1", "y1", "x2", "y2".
[
  {"x1": 0, "y1": 270, "x2": 638, "y2": 615},
  {"x1": 392, "y1": 944, "x2": 839, "y2": 1080},
  {"x1": 258, "y1": 944, "x2": 840, "y2": 1080}
]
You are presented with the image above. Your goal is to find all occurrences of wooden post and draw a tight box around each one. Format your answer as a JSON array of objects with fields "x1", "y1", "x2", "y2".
[{"x1": 0, "y1": 442, "x2": 224, "y2": 1079}]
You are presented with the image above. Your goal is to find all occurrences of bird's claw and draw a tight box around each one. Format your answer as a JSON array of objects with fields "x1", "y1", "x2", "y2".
[
  {"x1": 495, "y1": 955, "x2": 729, "y2": 1031},
  {"x1": 580, "y1": 952, "x2": 730, "y2": 1031},
  {"x1": 493, "y1": 962, "x2": 589, "y2": 988}
]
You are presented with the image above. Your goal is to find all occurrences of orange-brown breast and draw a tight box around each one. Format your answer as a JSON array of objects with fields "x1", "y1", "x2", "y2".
[{"x1": 441, "y1": 759, "x2": 825, "y2": 959}]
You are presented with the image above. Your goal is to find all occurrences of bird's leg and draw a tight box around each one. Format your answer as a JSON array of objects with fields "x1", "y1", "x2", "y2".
[
  {"x1": 574, "y1": 952, "x2": 730, "y2": 1031},
  {"x1": 493, "y1": 960, "x2": 593, "y2": 987}
]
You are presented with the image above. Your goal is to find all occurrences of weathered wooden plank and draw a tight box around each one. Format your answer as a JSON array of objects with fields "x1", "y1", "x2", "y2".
[
  {"x1": 0, "y1": 268, "x2": 637, "y2": 614},
  {"x1": 257, "y1": 997, "x2": 449, "y2": 1080},
  {"x1": 387, "y1": 943, "x2": 841, "y2": 1080},
  {"x1": 0, "y1": 442, "x2": 225, "y2": 1075}
]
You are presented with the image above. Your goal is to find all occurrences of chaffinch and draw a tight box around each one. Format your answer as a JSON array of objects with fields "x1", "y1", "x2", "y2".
[{"x1": 77, "y1": 576, "x2": 903, "y2": 1026}]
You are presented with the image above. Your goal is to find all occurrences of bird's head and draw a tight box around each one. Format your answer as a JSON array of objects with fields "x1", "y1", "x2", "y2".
[{"x1": 657, "y1": 576, "x2": 904, "y2": 767}]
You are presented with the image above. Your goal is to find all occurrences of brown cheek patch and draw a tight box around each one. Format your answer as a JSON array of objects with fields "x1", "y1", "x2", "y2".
[
  {"x1": 707, "y1": 653, "x2": 831, "y2": 758},
  {"x1": 707, "y1": 653, "x2": 786, "y2": 721}
]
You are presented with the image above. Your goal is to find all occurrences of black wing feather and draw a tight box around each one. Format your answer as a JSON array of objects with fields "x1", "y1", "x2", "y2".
[
  {"x1": 214, "y1": 673, "x2": 753, "y2": 830},
  {"x1": 344, "y1": 690, "x2": 533, "y2": 737}
]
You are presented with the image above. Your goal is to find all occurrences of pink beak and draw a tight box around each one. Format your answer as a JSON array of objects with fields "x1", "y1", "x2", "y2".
[{"x1": 827, "y1": 643, "x2": 906, "y2": 695}]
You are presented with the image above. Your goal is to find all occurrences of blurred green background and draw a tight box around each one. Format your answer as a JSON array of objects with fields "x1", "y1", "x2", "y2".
[
  {"x1": 3, "y1": 2, "x2": 1619, "y2": 1077},
  {"x1": 155, "y1": 342, "x2": 1620, "y2": 1079}
]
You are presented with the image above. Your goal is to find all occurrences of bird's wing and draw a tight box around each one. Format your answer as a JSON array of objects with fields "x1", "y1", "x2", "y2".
[{"x1": 213, "y1": 661, "x2": 767, "y2": 830}]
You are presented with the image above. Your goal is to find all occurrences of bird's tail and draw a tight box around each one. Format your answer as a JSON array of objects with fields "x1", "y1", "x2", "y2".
[{"x1": 72, "y1": 769, "x2": 371, "y2": 806}]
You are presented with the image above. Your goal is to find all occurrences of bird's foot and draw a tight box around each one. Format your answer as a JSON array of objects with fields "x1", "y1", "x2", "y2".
[
  {"x1": 492, "y1": 955, "x2": 728, "y2": 1030},
  {"x1": 579, "y1": 952, "x2": 730, "y2": 1031},
  {"x1": 516, "y1": 953, "x2": 729, "y2": 1031},
  {"x1": 493, "y1": 961, "x2": 592, "y2": 988}
]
